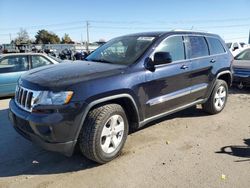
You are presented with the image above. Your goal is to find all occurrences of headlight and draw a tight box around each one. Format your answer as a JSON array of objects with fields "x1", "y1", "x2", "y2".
[{"x1": 34, "y1": 91, "x2": 74, "y2": 105}]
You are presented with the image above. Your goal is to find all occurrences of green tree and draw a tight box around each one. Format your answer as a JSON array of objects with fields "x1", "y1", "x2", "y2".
[
  {"x1": 61, "y1": 33, "x2": 73, "y2": 44},
  {"x1": 35, "y1": 29, "x2": 60, "y2": 44},
  {"x1": 15, "y1": 28, "x2": 31, "y2": 44}
]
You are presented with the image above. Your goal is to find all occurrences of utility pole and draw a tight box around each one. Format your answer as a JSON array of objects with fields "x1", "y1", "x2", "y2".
[
  {"x1": 248, "y1": 29, "x2": 250, "y2": 44},
  {"x1": 86, "y1": 21, "x2": 90, "y2": 52},
  {"x1": 9, "y1": 33, "x2": 12, "y2": 43}
]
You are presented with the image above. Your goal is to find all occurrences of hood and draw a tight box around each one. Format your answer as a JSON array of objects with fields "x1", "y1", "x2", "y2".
[
  {"x1": 233, "y1": 60, "x2": 250, "y2": 69},
  {"x1": 21, "y1": 61, "x2": 127, "y2": 88}
]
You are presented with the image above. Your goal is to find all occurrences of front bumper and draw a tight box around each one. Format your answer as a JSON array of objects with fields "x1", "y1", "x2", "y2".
[{"x1": 9, "y1": 99, "x2": 86, "y2": 156}]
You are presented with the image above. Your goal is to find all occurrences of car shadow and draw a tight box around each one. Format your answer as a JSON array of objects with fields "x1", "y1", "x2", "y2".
[
  {"x1": 0, "y1": 104, "x2": 209, "y2": 178},
  {"x1": 216, "y1": 139, "x2": 250, "y2": 162},
  {"x1": 136, "y1": 106, "x2": 209, "y2": 132},
  {"x1": 0, "y1": 96, "x2": 13, "y2": 100},
  {"x1": 0, "y1": 108, "x2": 98, "y2": 178}
]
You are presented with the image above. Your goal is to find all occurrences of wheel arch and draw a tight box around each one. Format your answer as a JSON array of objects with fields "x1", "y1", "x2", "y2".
[
  {"x1": 217, "y1": 70, "x2": 232, "y2": 87},
  {"x1": 75, "y1": 94, "x2": 140, "y2": 142}
]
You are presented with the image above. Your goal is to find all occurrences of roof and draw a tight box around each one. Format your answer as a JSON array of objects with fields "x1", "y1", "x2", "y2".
[
  {"x1": 123, "y1": 30, "x2": 219, "y2": 38},
  {"x1": 0, "y1": 52, "x2": 48, "y2": 58}
]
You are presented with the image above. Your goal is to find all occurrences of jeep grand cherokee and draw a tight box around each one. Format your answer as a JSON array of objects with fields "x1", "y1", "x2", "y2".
[{"x1": 9, "y1": 31, "x2": 233, "y2": 163}]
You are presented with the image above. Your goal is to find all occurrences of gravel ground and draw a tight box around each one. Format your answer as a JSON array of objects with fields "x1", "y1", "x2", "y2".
[{"x1": 0, "y1": 88, "x2": 250, "y2": 188}]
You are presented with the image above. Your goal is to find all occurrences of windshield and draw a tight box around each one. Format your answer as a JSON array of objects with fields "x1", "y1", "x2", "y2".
[
  {"x1": 235, "y1": 49, "x2": 250, "y2": 60},
  {"x1": 226, "y1": 43, "x2": 232, "y2": 49},
  {"x1": 86, "y1": 36, "x2": 156, "y2": 65}
]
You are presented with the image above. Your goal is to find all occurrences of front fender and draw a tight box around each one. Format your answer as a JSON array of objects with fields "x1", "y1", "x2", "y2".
[{"x1": 73, "y1": 93, "x2": 140, "y2": 143}]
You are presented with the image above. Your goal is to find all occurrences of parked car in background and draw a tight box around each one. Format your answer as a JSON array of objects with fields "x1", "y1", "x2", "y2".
[
  {"x1": 0, "y1": 53, "x2": 60, "y2": 97},
  {"x1": 9, "y1": 31, "x2": 233, "y2": 164},
  {"x1": 226, "y1": 42, "x2": 248, "y2": 56},
  {"x1": 233, "y1": 48, "x2": 250, "y2": 89},
  {"x1": 0, "y1": 45, "x2": 3, "y2": 54}
]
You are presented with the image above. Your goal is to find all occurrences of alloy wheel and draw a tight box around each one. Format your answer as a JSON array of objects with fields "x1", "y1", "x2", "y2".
[
  {"x1": 214, "y1": 85, "x2": 227, "y2": 111},
  {"x1": 100, "y1": 115, "x2": 125, "y2": 154}
]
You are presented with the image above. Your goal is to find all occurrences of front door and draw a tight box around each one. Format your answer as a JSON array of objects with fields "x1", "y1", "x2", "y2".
[{"x1": 143, "y1": 35, "x2": 193, "y2": 119}]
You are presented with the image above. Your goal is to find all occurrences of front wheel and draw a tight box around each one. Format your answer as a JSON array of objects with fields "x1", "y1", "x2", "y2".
[
  {"x1": 78, "y1": 104, "x2": 128, "y2": 164},
  {"x1": 202, "y1": 79, "x2": 228, "y2": 114}
]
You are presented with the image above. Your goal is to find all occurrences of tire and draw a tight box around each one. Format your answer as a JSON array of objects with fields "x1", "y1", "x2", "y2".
[
  {"x1": 78, "y1": 104, "x2": 128, "y2": 164},
  {"x1": 202, "y1": 79, "x2": 228, "y2": 115}
]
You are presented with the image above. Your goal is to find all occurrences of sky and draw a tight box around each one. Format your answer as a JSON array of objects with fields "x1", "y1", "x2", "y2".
[{"x1": 0, "y1": 0, "x2": 250, "y2": 44}]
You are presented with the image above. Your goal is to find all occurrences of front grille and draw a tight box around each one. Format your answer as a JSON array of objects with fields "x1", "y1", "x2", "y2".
[{"x1": 15, "y1": 86, "x2": 39, "y2": 112}]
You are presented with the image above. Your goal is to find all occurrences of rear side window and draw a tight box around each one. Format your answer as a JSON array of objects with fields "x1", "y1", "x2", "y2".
[
  {"x1": 0, "y1": 56, "x2": 28, "y2": 73},
  {"x1": 206, "y1": 37, "x2": 226, "y2": 55},
  {"x1": 155, "y1": 36, "x2": 185, "y2": 62},
  {"x1": 185, "y1": 36, "x2": 209, "y2": 59}
]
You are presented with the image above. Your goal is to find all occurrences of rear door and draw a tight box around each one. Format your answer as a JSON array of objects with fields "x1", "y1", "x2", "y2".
[
  {"x1": 184, "y1": 35, "x2": 213, "y2": 101},
  {"x1": 143, "y1": 35, "x2": 193, "y2": 119},
  {"x1": 0, "y1": 55, "x2": 29, "y2": 97}
]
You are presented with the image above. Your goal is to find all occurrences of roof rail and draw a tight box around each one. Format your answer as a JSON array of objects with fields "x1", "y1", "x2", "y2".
[{"x1": 171, "y1": 29, "x2": 208, "y2": 33}]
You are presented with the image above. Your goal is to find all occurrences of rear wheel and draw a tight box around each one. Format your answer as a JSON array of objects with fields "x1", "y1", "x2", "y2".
[
  {"x1": 78, "y1": 104, "x2": 128, "y2": 164},
  {"x1": 202, "y1": 79, "x2": 228, "y2": 114}
]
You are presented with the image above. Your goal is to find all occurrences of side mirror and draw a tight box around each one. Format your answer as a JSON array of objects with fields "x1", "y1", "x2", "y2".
[
  {"x1": 154, "y1": 52, "x2": 172, "y2": 65},
  {"x1": 144, "y1": 57, "x2": 155, "y2": 71}
]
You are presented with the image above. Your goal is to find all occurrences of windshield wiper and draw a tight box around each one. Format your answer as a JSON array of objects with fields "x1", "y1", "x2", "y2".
[{"x1": 87, "y1": 58, "x2": 113, "y2": 64}]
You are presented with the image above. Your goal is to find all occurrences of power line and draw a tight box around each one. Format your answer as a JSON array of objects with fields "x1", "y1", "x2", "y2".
[
  {"x1": 1, "y1": 17, "x2": 250, "y2": 31},
  {"x1": 90, "y1": 17, "x2": 250, "y2": 24},
  {"x1": 0, "y1": 21, "x2": 86, "y2": 31},
  {"x1": 0, "y1": 19, "x2": 249, "y2": 43}
]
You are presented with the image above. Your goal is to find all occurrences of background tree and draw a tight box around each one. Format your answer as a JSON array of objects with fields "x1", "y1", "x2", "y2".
[
  {"x1": 61, "y1": 33, "x2": 73, "y2": 44},
  {"x1": 35, "y1": 29, "x2": 60, "y2": 44},
  {"x1": 14, "y1": 28, "x2": 31, "y2": 44}
]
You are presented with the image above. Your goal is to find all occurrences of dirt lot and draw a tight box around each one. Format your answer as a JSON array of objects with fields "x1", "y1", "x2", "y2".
[{"x1": 0, "y1": 88, "x2": 250, "y2": 188}]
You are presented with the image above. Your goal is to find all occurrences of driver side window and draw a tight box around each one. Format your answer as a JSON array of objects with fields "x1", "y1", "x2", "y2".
[{"x1": 154, "y1": 36, "x2": 185, "y2": 62}]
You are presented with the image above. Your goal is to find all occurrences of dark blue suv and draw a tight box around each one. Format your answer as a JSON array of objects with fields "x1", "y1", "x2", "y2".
[{"x1": 9, "y1": 31, "x2": 233, "y2": 163}]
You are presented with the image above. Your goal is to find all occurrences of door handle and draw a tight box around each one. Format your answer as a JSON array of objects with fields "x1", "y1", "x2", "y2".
[
  {"x1": 210, "y1": 59, "x2": 216, "y2": 63},
  {"x1": 181, "y1": 65, "x2": 189, "y2": 70}
]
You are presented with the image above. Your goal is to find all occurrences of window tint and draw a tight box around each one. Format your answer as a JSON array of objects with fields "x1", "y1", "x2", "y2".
[
  {"x1": 32, "y1": 55, "x2": 52, "y2": 68},
  {"x1": 186, "y1": 36, "x2": 209, "y2": 59},
  {"x1": 207, "y1": 37, "x2": 225, "y2": 55},
  {"x1": 155, "y1": 36, "x2": 185, "y2": 62},
  {"x1": 0, "y1": 56, "x2": 28, "y2": 73}
]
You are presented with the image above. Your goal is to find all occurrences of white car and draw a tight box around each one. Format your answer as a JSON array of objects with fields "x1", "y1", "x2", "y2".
[{"x1": 226, "y1": 42, "x2": 248, "y2": 56}]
